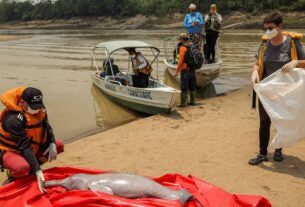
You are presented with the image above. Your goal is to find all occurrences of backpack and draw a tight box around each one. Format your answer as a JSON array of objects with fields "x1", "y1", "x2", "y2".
[{"x1": 184, "y1": 43, "x2": 204, "y2": 70}]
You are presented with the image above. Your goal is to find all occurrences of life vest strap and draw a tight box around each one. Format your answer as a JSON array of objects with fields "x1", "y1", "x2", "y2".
[
  {"x1": 0, "y1": 132, "x2": 42, "y2": 149},
  {"x1": 25, "y1": 122, "x2": 43, "y2": 129},
  {"x1": 0, "y1": 133, "x2": 18, "y2": 150},
  {"x1": 30, "y1": 139, "x2": 41, "y2": 146},
  {"x1": 0, "y1": 132, "x2": 18, "y2": 143}
]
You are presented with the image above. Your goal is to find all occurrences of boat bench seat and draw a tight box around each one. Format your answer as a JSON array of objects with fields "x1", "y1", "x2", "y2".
[{"x1": 106, "y1": 74, "x2": 131, "y2": 86}]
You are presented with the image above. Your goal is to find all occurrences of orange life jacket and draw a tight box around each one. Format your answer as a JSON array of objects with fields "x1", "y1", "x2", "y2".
[
  {"x1": 0, "y1": 87, "x2": 47, "y2": 154},
  {"x1": 132, "y1": 52, "x2": 153, "y2": 75},
  {"x1": 258, "y1": 31, "x2": 302, "y2": 80},
  {"x1": 176, "y1": 45, "x2": 189, "y2": 73}
]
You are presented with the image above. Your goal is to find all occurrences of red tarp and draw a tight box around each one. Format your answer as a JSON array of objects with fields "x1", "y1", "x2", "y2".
[{"x1": 0, "y1": 167, "x2": 272, "y2": 207}]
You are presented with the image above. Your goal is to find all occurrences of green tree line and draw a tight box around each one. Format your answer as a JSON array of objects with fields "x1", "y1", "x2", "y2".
[{"x1": 1, "y1": 0, "x2": 305, "y2": 23}]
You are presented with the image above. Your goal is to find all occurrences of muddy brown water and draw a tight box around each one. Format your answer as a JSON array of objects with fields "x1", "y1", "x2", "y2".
[{"x1": 1, "y1": 29, "x2": 303, "y2": 142}]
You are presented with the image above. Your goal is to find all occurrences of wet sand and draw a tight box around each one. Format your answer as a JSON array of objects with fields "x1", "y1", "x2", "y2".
[
  {"x1": 0, "y1": 87, "x2": 299, "y2": 207},
  {"x1": 0, "y1": 35, "x2": 23, "y2": 41}
]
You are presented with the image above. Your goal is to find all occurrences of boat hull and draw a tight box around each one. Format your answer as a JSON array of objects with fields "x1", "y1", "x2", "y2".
[
  {"x1": 164, "y1": 59, "x2": 221, "y2": 88},
  {"x1": 91, "y1": 73, "x2": 180, "y2": 115}
]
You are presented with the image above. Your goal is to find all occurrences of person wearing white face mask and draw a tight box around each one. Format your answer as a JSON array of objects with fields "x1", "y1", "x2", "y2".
[
  {"x1": 249, "y1": 12, "x2": 305, "y2": 165},
  {"x1": 0, "y1": 87, "x2": 64, "y2": 193},
  {"x1": 127, "y1": 48, "x2": 152, "y2": 88}
]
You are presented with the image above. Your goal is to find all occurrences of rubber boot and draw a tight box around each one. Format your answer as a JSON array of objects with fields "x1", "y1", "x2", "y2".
[
  {"x1": 189, "y1": 91, "x2": 196, "y2": 105},
  {"x1": 178, "y1": 92, "x2": 187, "y2": 107},
  {"x1": 2, "y1": 170, "x2": 14, "y2": 185}
]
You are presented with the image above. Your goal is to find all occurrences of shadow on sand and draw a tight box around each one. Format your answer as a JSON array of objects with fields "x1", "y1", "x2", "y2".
[{"x1": 259, "y1": 154, "x2": 305, "y2": 179}]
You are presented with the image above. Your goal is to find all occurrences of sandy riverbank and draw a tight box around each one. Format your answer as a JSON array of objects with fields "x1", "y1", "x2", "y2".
[{"x1": 0, "y1": 87, "x2": 302, "y2": 206}]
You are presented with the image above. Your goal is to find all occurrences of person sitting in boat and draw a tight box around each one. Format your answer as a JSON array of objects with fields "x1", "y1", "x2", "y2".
[
  {"x1": 100, "y1": 58, "x2": 120, "y2": 78},
  {"x1": 127, "y1": 48, "x2": 152, "y2": 88},
  {"x1": 99, "y1": 59, "x2": 128, "y2": 85}
]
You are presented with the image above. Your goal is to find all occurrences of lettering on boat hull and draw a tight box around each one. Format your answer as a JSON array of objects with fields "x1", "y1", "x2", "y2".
[
  {"x1": 127, "y1": 89, "x2": 152, "y2": 100},
  {"x1": 105, "y1": 83, "x2": 116, "y2": 92}
]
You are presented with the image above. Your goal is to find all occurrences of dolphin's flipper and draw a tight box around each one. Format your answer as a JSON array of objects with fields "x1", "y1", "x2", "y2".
[
  {"x1": 88, "y1": 182, "x2": 114, "y2": 195},
  {"x1": 179, "y1": 189, "x2": 193, "y2": 206}
]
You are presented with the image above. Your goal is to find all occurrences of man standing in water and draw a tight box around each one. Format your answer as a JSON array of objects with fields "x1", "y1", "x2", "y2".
[
  {"x1": 0, "y1": 87, "x2": 64, "y2": 192},
  {"x1": 249, "y1": 12, "x2": 305, "y2": 165}
]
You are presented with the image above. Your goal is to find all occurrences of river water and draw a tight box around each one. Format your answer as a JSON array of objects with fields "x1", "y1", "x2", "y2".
[{"x1": 1, "y1": 29, "x2": 302, "y2": 142}]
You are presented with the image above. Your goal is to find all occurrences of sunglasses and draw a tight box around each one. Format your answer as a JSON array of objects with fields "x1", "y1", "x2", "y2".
[{"x1": 262, "y1": 27, "x2": 277, "y2": 31}]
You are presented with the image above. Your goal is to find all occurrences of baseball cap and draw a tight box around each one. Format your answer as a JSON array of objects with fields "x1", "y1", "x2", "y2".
[
  {"x1": 22, "y1": 87, "x2": 45, "y2": 110},
  {"x1": 179, "y1": 33, "x2": 189, "y2": 41}
]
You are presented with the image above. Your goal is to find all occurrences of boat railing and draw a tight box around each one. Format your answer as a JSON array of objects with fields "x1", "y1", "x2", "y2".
[
  {"x1": 91, "y1": 48, "x2": 117, "y2": 81},
  {"x1": 108, "y1": 79, "x2": 122, "y2": 86},
  {"x1": 163, "y1": 36, "x2": 177, "y2": 64},
  {"x1": 91, "y1": 51, "x2": 100, "y2": 72},
  {"x1": 163, "y1": 35, "x2": 221, "y2": 64},
  {"x1": 91, "y1": 42, "x2": 162, "y2": 82}
]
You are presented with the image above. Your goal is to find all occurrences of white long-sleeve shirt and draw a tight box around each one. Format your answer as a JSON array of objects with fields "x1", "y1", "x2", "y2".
[{"x1": 131, "y1": 54, "x2": 147, "y2": 69}]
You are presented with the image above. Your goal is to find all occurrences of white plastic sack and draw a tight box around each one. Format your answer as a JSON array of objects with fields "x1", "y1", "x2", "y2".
[{"x1": 254, "y1": 68, "x2": 305, "y2": 149}]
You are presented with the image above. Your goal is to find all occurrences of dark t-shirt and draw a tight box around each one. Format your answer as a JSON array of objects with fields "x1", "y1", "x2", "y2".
[
  {"x1": 105, "y1": 65, "x2": 119, "y2": 76},
  {"x1": 256, "y1": 36, "x2": 305, "y2": 78}
]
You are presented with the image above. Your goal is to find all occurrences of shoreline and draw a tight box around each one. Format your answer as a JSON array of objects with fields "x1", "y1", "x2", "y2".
[
  {"x1": 63, "y1": 117, "x2": 142, "y2": 144},
  {"x1": 1, "y1": 87, "x2": 303, "y2": 207},
  {"x1": 1, "y1": 11, "x2": 305, "y2": 30},
  {"x1": 52, "y1": 74, "x2": 251, "y2": 145}
]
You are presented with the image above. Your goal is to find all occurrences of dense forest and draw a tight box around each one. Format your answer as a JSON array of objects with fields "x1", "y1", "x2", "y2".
[{"x1": 0, "y1": 0, "x2": 305, "y2": 23}]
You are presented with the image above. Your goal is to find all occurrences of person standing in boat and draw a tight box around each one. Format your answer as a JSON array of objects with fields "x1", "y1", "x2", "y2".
[
  {"x1": 0, "y1": 87, "x2": 64, "y2": 192},
  {"x1": 249, "y1": 12, "x2": 305, "y2": 165},
  {"x1": 184, "y1": 3, "x2": 205, "y2": 49},
  {"x1": 127, "y1": 48, "x2": 152, "y2": 88},
  {"x1": 175, "y1": 33, "x2": 196, "y2": 107},
  {"x1": 205, "y1": 4, "x2": 222, "y2": 64}
]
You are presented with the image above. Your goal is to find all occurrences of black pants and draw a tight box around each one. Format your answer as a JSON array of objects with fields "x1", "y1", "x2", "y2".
[
  {"x1": 180, "y1": 70, "x2": 196, "y2": 93},
  {"x1": 132, "y1": 72, "x2": 149, "y2": 88},
  {"x1": 258, "y1": 101, "x2": 271, "y2": 156},
  {"x1": 258, "y1": 101, "x2": 283, "y2": 156},
  {"x1": 205, "y1": 30, "x2": 219, "y2": 61}
]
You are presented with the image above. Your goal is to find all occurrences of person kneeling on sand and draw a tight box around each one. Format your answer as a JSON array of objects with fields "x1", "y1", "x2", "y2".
[
  {"x1": 249, "y1": 12, "x2": 305, "y2": 165},
  {"x1": 0, "y1": 87, "x2": 64, "y2": 192}
]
